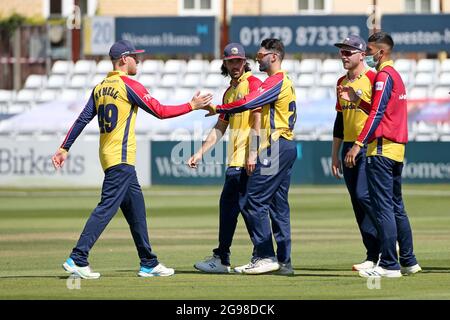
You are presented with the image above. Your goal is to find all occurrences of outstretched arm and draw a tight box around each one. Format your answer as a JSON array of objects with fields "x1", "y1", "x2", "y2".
[
  {"x1": 211, "y1": 73, "x2": 284, "y2": 115},
  {"x1": 121, "y1": 76, "x2": 212, "y2": 119}
]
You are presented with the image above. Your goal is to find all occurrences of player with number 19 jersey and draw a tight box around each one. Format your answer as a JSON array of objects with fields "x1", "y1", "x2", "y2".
[{"x1": 60, "y1": 70, "x2": 192, "y2": 170}]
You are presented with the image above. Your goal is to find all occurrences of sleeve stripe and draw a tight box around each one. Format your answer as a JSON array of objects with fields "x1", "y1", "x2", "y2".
[
  {"x1": 60, "y1": 90, "x2": 96, "y2": 150},
  {"x1": 218, "y1": 77, "x2": 283, "y2": 113},
  {"x1": 60, "y1": 122, "x2": 75, "y2": 148},
  {"x1": 237, "y1": 77, "x2": 283, "y2": 109},
  {"x1": 123, "y1": 81, "x2": 159, "y2": 118},
  {"x1": 359, "y1": 75, "x2": 392, "y2": 144}
]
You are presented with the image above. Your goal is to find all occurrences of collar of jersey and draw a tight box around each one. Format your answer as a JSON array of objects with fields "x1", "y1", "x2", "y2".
[
  {"x1": 273, "y1": 69, "x2": 286, "y2": 75},
  {"x1": 235, "y1": 71, "x2": 252, "y2": 84},
  {"x1": 107, "y1": 70, "x2": 128, "y2": 77},
  {"x1": 377, "y1": 60, "x2": 394, "y2": 71},
  {"x1": 346, "y1": 67, "x2": 370, "y2": 82},
  {"x1": 230, "y1": 71, "x2": 251, "y2": 87}
]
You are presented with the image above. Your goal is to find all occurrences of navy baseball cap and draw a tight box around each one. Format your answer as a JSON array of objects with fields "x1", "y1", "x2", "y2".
[
  {"x1": 109, "y1": 40, "x2": 145, "y2": 59},
  {"x1": 334, "y1": 34, "x2": 367, "y2": 52},
  {"x1": 223, "y1": 43, "x2": 246, "y2": 60}
]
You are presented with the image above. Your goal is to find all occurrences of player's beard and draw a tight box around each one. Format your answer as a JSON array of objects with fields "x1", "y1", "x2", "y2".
[
  {"x1": 128, "y1": 66, "x2": 137, "y2": 75},
  {"x1": 230, "y1": 69, "x2": 241, "y2": 79},
  {"x1": 259, "y1": 60, "x2": 270, "y2": 72}
]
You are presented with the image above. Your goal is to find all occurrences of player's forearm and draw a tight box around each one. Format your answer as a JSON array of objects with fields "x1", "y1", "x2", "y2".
[
  {"x1": 197, "y1": 122, "x2": 227, "y2": 155},
  {"x1": 147, "y1": 98, "x2": 192, "y2": 119},
  {"x1": 331, "y1": 137, "x2": 343, "y2": 159},
  {"x1": 123, "y1": 77, "x2": 192, "y2": 119},
  {"x1": 60, "y1": 119, "x2": 88, "y2": 151}
]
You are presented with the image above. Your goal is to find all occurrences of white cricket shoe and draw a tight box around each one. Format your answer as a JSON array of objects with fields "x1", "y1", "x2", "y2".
[
  {"x1": 62, "y1": 258, "x2": 100, "y2": 279},
  {"x1": 138, "y1": 263, "x2": 175, "y2": 277},
  {"x1": 401, "y1": 264, "x2": 422, "y2": 275},
  {"x1": 234, "y1": 262, "x2": 252, "y2": 274},
  {"x1": 276, "y1": 262, "x2": 294, "y2": 275},
  {"x1": 241, "y1": 257, "x2": 280, "y2": 275},
  {"x1": 359, "y1": 266, "x2": 402, "y2": 278},
  {"x1": 352, "y1": 260, "x2": 375, "y2": 271},
  {"x1": 194, "y1": 255, "x2": 231, "y2": 273}
]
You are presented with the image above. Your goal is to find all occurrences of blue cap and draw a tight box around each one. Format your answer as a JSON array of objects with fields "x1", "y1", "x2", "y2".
[
  {"x1": 334, "y1": 34, "x2": 367, "y2": 52},
  {"x1": 223, "y1": 43, "x2": 246, "y2": 60},
  {"x1": 109, "y1": 40, "x2": 145, "y2": 59}
]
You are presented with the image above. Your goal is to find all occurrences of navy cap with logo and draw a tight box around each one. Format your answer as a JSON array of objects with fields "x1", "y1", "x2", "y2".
[
  {"x1": 223, "y1": 43, "x2": 246, "y2": 60},
  {"x1": 334, "y1": 34, "x2": 367, "y2": 52},
  {"x1": 109, "y1": 40, "x2": 145, "y2": 59}
]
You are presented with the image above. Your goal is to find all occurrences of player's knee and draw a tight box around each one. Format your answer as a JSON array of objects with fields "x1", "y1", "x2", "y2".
[{"x1": 354, "y1": 189, "x2": 369, "y2": 204}]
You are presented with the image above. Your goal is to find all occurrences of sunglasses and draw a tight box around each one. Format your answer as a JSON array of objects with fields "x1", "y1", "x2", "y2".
[
  {"x1": 339, "y1": 49, "x2": 361, "y2": 57},
  {"x1": 256, "y1": 52, "x2": 277, "y2": 61},
  {"x1": 125, "y1": 54, "x2": 139, "y2": 64}
]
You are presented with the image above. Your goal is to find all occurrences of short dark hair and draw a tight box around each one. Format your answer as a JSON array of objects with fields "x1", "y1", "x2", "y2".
[
  {"x1": 368, "y1": 31, "x2": 394, "y2": 49},
  {"x1": 260, "y1": 38, "x2": 285, "y2": 60},
  {"x1": 220, "y1": 61, "x2": 251, "y2": 77}
]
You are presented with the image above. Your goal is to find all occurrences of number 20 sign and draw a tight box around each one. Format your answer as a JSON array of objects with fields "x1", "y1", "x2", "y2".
[{"x1": 83, "y1": 16, "x2": 115, "y2": 56}]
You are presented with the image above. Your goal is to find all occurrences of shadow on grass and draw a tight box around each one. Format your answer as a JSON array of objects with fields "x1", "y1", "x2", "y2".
[
  {"x1": 297, "y1": 273, "x2": 355, "y2": 278},
  {"x1": 0, "y1": 270, "x2": 355, "y2": 279},
  {"x1": 297, "y1": 267, "x2": 350, "y2": 272},
  {"x1": 172, "y1": 269, "x2": 354, "y2": 278},
  {"x1": 421, "y1": 267, "x2": 450, "y2": 273},
  {"x1": 0, "y1": 275, "x2": 68, "y2": 279}
]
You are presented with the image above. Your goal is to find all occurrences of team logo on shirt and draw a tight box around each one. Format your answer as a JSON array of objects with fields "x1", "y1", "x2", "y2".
[
  {"x1": 355, "y1": 89, "x2": 363, "y2": 97},
  {"x1": 375, "y1": 81, "x2": 384, "y2": 91}
]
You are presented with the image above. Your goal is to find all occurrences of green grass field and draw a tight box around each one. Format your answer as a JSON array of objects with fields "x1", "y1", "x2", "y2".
[{"x1": 0, "y1": 185, "x2": 449, "y2": 300}]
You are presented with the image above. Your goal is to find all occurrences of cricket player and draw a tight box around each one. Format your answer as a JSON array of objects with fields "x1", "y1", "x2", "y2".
[
  {"x1": 51, "y1": 40, "x2": 212, "y2": 279},
  {"x1": 206, "y1": 38, "x2": 297, "y2": 275},
  {"x1": 341, "y1": 32, "x2": 421, "y2": 278},
  {"x1": 188, "y1": 43, "x2": 262, "y2": 273},
  {"x1": 332, "y1": 35, "x2": 380, "y2": 271}
]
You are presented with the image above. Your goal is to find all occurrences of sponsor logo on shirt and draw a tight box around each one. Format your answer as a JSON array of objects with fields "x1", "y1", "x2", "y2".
[
  {"x1": 375, "y1": 81, "x2": 384, "y2": 91},
  {"x1": 399, "y1": 94, "x2": 407, "y2": 100},
  {"x1": 143, "y1": 93, "x2": 152, "y2": 101},
  {"x1": 341, "y1": 103, "x2": 357, "y2": 110}
]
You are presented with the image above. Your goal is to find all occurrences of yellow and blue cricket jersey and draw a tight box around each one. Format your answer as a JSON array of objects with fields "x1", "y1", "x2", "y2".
[
  {"x1": 356, "y1": 60, "x2": 408, "y2": 162},
  {"x1": 60, "y1": 70, "x2": 192, "y2": 170},
  {"x1": 218, "y1": 71, "x2": 262, "y2": 167},
  {"x1": 336, "y1": 69, "x2": 376, "y2": 142},
  {"x1": 215, "y1": 70, "x2": 297, "y2": 151}
]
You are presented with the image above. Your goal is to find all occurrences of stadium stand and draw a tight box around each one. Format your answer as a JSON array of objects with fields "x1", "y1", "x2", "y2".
[{"x1": 0, "y1": 58, "x2": 449, "y2": 140}]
